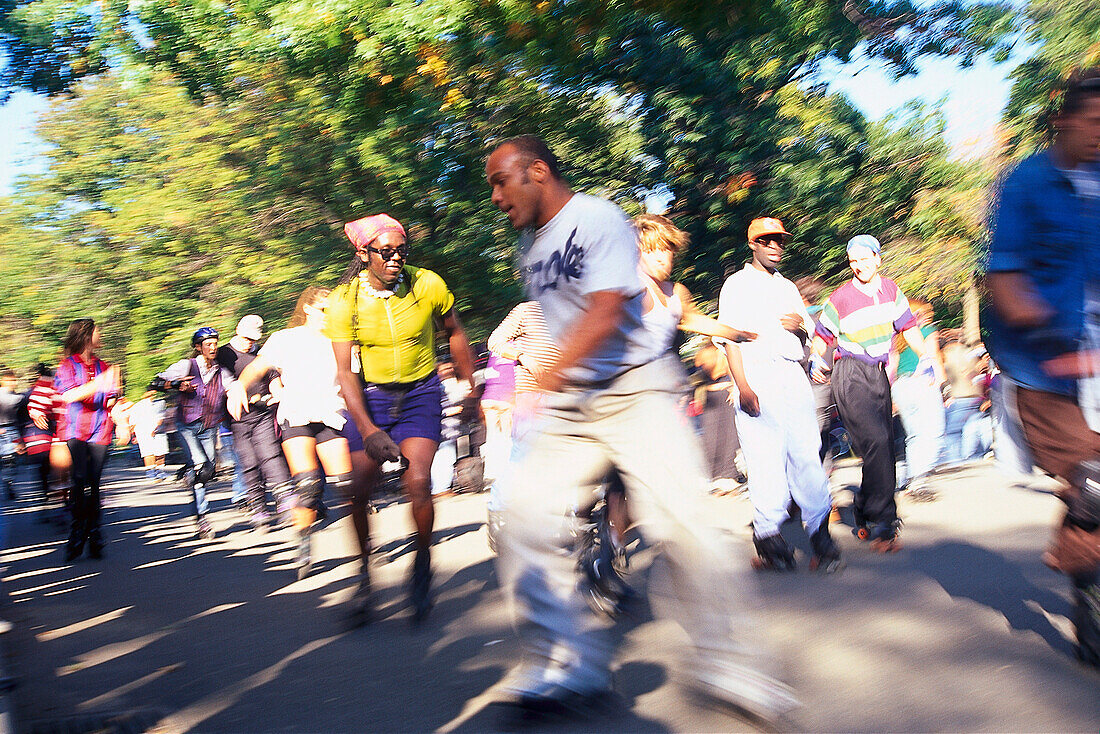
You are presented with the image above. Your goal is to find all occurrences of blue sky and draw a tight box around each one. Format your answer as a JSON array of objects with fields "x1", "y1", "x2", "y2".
[
  {"x1": 0, "y1": 51, "x2": 1020, "y2": 196},
  {"x1": 819, "y1": 49, "x2": 1019, "y2": 156}
]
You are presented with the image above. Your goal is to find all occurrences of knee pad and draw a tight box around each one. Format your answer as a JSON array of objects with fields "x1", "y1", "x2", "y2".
[
  {"x1": 293, "y1": 469, "x2": 325, "y2": 507},
  {"x1": 326, "y1": 472, "x2": 355, "y2": 500}
]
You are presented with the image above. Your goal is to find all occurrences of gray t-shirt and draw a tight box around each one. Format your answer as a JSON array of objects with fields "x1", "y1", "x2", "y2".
[{"x1": 518, "y1": 193, "x2": 654, "y2": 384}]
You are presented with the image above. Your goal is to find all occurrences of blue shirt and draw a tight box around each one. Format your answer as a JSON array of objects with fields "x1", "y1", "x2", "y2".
[{"x1": 983, "y1": 150, "x2": 1100, "y2": 395}]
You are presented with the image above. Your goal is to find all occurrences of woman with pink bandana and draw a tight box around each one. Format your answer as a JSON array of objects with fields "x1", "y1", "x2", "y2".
[{"x1": 326, "y1": 213, "x2": 478, "y2": 626}]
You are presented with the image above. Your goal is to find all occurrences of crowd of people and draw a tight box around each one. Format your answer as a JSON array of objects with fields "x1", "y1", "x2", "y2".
[{"x1": 0, "y1": 67, "x2": 1096, "y2": 729}]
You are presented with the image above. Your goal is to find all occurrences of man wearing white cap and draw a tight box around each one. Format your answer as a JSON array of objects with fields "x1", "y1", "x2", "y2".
[
  {"x1": 218, "y1": 314, "x2": 292, "y2": 529},
  {"x1": 809, "y1": 235, "x2": 928, "y2": 552}
]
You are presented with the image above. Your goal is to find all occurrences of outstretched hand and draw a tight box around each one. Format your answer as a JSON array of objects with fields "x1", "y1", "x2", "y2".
[{"x1": 226, "y1": 383, "x2": 249, "y2": 421}]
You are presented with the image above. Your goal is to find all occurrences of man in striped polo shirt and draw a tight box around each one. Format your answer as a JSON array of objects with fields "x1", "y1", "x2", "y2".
[{"x1": 809, "y1": 235, "x2": 928, "y2": 552}]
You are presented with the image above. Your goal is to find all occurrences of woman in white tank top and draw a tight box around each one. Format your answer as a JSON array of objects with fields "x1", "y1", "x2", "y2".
[{"x1": 635, "y1": 214, "x2": 755, "y2": 352}]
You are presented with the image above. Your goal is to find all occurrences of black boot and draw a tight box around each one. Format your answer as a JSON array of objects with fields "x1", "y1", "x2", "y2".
[
  {"x1": 345, "y1": 566, "x2": 374, "y2": 628},
  {"x1": 410, "y1": 547, "x2": 433, "y2": 624},
  {"x1": 64, "y1": 531, "x2": 85, "y2": 562},
  {"x1": 64, "y1": 516, "x2": 85, "y2": 562},
  {"x1": 296, "y1": 526, "x2": 313, "y2": 581},
  {"x1": 808, "y1": 523, "x2": 843, "y2": 573},
  {"x1": 751, "y1": 533, "x2": 796, "y2": 572},
  {"x1": 87, "y1": 528, "x2": 105, "y2": 560}
]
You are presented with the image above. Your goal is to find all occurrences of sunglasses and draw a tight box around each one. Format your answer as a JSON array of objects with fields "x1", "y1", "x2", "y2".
[
  {"x1": 753, "y1": 236, "x2": 788, "y2": 248},
  {"x1": 365, "y1": 244, "x2": 410, "y2": 261}
]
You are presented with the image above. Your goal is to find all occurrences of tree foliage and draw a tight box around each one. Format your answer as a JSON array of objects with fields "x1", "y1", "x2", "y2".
[{"x1": 1, "y1": 0, "x2": 1068, "y2": 386}]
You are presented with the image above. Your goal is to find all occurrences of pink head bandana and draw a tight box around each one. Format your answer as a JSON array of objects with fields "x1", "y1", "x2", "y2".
[{"x1": 343, "y1": 214, "x2": 406, "y2": 251}]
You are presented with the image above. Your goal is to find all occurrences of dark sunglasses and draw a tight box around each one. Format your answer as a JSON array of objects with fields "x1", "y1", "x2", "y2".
[
  {"x1": 365, "y1": 244, "x2": 410, "y2": 261},
  {"x1": 753, "y1": 236, "x2": 788, "y2": 248}
]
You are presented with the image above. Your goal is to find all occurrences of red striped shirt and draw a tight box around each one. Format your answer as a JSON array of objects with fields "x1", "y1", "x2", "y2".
[{"x1": 54, "y1": 355, "x2": 115, "y2": 445}]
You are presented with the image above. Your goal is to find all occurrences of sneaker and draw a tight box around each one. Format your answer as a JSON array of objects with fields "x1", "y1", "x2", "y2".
[{"x1": 687, "y1": 657, "x2": 799, "y2": 731}]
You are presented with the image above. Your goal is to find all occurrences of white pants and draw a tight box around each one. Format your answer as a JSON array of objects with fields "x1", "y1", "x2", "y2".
[
  {"x1": 497, "y1": 356, "x2": 789, "y2": 705},
  {"x1": 734, "y1": 359, "x2": 831, "y2": 538}
]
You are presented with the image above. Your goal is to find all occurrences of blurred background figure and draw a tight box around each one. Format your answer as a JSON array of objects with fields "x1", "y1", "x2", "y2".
[
  {"x1": 129, "y1": 392, "x2": 169, "y2": 484},
  {"x1": 941, "y1": 338, "x2": 985, "y2": 466},
  {"x1": 218, "y1": 314, "x2": 290, "y2": 529},
  {"x1": 794, "y1": 276, "x2": 838, "y2": 479},
  {"x1": 892, "y1": 298, "x2": 946, "y2": 500},
  {"x1": 0, "y1": 367, "x2": 24, "y2": 500},
  {"x1": 692, "y1": 343, "x2": 745, "y2": 495},
  {"x1": 479, "y1": 349, "x2": 516, "y2": 492},
  {"x1": 962, "y1": 347, "x2": 994, "y2": 461},
  {"x1": 24, "y1": 363, "x2": 66, "y2": 522},
  {"x1": 431, "y1": 360, "x2": 471, "y2": 496}
]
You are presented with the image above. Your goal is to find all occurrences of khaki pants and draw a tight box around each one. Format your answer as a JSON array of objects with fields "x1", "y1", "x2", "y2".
[{"x1": 497, "y1": 356, "x2": 785, "y2": 701}]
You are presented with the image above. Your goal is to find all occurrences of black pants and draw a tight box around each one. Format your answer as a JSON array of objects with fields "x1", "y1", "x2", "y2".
[
  {"x1": 832, "y1": 358, "x2": 897, "y2": 526},
  {"x1": 230, "y1": 409, "x2": 291, "y2": 509},
  {"x1": 68, "y1": 439, "x2": 108, "y2": 538},
  {"x1": 27, "y1": 452, "x2": 50, "y2": 503}
]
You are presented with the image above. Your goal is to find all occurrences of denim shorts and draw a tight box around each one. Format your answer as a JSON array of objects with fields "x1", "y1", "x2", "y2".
[{"x1": 343, "y1": 373, "x2": 443, "y2": 450}]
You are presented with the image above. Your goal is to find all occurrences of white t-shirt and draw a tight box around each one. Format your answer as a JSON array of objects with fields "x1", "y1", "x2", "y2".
[
  {"x1": 717, "y1": 264, "x2": 813, "y2": 366},
  {"x1": 129, "y1": 398, "x2": 165, "y2": 437},
  {"x1": 259, "y1": 326, "x2": 346, "y2": 430},
  {"x1": 518, "y1": 193, "x2": 654, "y2": 384}
]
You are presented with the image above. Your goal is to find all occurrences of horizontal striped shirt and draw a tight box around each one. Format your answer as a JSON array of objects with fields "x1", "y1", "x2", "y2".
[
  {"x1": 487, "y1": 301, "x2": 560, "y2": 394},
  {"x1": 816, "y1": 277, "x2": 916, "y2": 365},
  {"x1": 25, "y1": 377, "x2": 64, "y2": 454},
  {"x1": 54, "y1": 354, "x2": 116, "y2": 445}
]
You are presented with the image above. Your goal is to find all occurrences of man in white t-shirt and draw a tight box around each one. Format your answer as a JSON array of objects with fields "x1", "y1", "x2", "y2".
[
  {"x1": 485, "y1": 136, "x2": 796, "y2": 724},
  {"x1": 717, "y1": 217, "x2": 840, "y2": 573}
]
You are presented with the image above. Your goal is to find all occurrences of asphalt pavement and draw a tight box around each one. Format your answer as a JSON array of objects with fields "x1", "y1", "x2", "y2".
[{"x1": 1, "y1": 454, "x2": 1098, "y2": 733}]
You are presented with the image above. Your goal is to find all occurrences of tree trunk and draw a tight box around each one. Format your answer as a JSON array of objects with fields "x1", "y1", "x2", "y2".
[{"x1": 963, "y1": 278, "x2": 981, "y2": 345}]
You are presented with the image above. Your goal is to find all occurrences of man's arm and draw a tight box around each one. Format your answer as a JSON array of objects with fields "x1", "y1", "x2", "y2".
[
  {"x1": 722, "y1": 343, "x2": 759, "y2": 416},
  {"x1": 987, "y1": 272, "x2": 1055, "y2": 329},
  {"x1": 537, "y1": 290, "x2": 628, "y2": 393},
  {"x1": 332, "y1": 341, "x2": 400, "y2": 463},
  {"x1": 675, "y1": 283, "x2": 756, "y2": 343},
  {"x1": 900, "y1": 326, "x2": 927, "y2": 358},
  {"x1": 442, "y1": 309, "x2": 477, "y2": 396}
]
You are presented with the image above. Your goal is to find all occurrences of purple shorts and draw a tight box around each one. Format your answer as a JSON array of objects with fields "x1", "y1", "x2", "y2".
[{"x1": 343, "y1": 373, "x2": 443, "y2": 450}]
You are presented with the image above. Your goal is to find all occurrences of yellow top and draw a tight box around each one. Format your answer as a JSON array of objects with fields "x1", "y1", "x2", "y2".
[{"x1": 324, "y1": 266, "x2": 455, "y2": 384}]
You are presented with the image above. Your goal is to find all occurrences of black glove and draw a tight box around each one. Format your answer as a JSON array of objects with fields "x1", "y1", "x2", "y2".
[{"x1": 363, "y1": 430, "x2": 401, "y2": 464}]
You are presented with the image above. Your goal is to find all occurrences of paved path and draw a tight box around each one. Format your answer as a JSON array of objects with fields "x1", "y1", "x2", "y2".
[{"x1": 1, "y1": 456, "x2": 1098, "y2": 732}]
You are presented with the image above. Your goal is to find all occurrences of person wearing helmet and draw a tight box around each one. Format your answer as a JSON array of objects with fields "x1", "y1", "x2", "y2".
[{"x1": 153, "y1": 326, "x2": 237, "y2": 539}]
